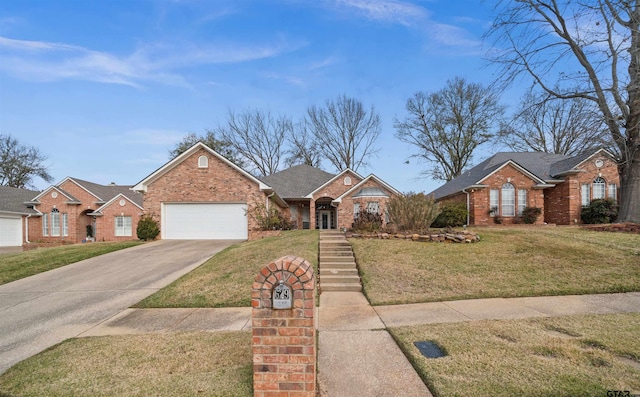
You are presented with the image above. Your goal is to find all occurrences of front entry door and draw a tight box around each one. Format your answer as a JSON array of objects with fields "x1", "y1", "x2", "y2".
[{"x1": 319, "y1": 210, "x2": 331, "y2": 230}]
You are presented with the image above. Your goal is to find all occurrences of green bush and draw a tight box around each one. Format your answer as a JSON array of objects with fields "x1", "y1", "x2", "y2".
[
  {"x1": 432, "y1": 202, "x2": 467, "y2": 228},
  {"x1": 352, "y1": 208, "x2": 383, "y2": 232},
  {"x1": 137, "y1": 215, "x2": 160, "y2": 241},
  {"x1": 386, "y1": 192, "x2": 441, "y2": 233},
  {"x1": 247, "y1": 202, "x2": 292, "y2": 230},
  {"x1": 581, "y1": 198, "x2": 618, "y2": 224},
  {"x1": 521, "y1": 206, "x2": 542, "y2": 224}
]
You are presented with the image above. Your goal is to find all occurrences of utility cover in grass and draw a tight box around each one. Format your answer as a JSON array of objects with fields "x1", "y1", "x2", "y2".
[{"x1": 414, "y1": 341, "x2": 446, "y2": 358}]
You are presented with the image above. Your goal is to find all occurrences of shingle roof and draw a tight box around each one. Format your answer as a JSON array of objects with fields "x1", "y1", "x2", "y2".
[
  {"x1": 0, "y1": 186, "x2": 40, "y2": 214},
  {"x1": 261, "y1": 164, "x2": 336, "y2": 199},
  {"x1": 429, "y1": 151, "x2": 598, "y2": 200},
  {"x1": 70, "y1": 178, "x2": 144, "y2": 207}
]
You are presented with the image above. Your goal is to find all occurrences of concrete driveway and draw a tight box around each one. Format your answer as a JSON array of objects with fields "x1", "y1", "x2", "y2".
[{"x1": 0, "y1": 239, "x2": 240, "y2": 375}]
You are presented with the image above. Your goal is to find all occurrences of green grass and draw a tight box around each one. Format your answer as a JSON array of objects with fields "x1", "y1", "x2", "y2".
[
  {"x1": 390, "y1": 312, "x2": 640, "y2": 397},
  {"x1": 135, "y1": 230, "x2": 319, "y2": 308},
  {"x1": 0, "y1": 331, "x2": 252, "y2": 397},
  {"x1": 0, "y1": 241, "x2": 143, "y2": 285},
  {"x1": 351, "y1": 227, "x2": 640, "y2": 305}
]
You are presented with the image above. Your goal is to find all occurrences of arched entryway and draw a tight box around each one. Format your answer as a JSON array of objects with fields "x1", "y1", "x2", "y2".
[
  {"x1": 78, "y1": 209, "x2": 96, "y2": 243},
  {"x1": 315, "y1": 198, "x2": 336, "y2": 230}
]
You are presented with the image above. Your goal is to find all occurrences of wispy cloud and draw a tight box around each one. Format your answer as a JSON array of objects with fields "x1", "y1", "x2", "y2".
[
  {"x1": 329, "y1": 0, "x2": 429, "y2": 27},
  {"x1": 0, "y1": 35, "x2": 306, "y2": 88}
]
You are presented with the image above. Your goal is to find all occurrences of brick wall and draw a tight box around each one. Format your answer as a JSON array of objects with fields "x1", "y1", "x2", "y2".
[
  {"x1": 95, "y1": 199, "x2": 143, "y2": 241},
  {"x1": 252, "y1": 256, "x2": 316, "y2": 397},
  {"x1": 141, "y1": 148, "x2": 273, "y2": 237},
  {"x1": 339, "y1": 179, "x2": 397, "y2": 230},
  {"x1": 310, "y1": 171, "x2": 362, "y2": 230}
]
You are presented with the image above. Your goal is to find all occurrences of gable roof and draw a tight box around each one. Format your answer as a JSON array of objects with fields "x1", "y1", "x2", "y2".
[
  {"x1": 334, "y1": 174, "x2": 402, "y2": 203},
  {"x1": 430, "y1": 150, "x2": 610, "y2": 200},
  {"x1": 132, "y1": 142, "x2": 287, "y2": 207},
  {"x1": 260, "y1": 164, "x2": 336, "y2": 199},
  {"x1": 89, "y1": 193, "x2": 144, "y2": 216},
  {"x1": 0, "y1": 186, "x2": 40, "y2": 215},
  {"x1": 30, "y1": 178, "x2": 143, "y2": 207}
]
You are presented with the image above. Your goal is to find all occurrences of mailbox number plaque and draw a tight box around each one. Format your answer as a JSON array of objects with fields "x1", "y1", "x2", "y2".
[{"x1": 273, "y1": 281, "x2": 292, "y2": 309}]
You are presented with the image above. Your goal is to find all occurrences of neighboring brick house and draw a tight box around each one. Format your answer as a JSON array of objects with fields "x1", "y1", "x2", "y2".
[
  {"x1": 430, "y1": 149, "x2": 620, "y2": 226},
  {"x1": 25, "y1": 178, "x2": 144, "y2": 244},
  {"x1": 0, "y1": 186, "x2": 40, "y2": 247},
  {"x1": 132, "y1": 142, "x2": 402, "y2": 240}
]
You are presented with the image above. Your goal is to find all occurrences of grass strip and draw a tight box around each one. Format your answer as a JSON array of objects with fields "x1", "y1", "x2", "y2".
[{"x1": 390, "y1": 312, "x2": 640, "y2": 397}]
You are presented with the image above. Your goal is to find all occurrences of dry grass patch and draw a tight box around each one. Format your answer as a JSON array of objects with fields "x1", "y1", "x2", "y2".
[
  {"x1": 391, "y1": 312, "x2": 640, "y2": 397},
  {"x1": 0, "y1": 331, "x2": 252, "y2": 397},
  {"x1": 136, "y1": 230, "x2": 318, "y2": 308},
  {"x1": 0, "y1": 241, "x2": 143, "y2": 285},
  {"x1": 351, "y1": 227, "x2": 640, "y2": 305}
]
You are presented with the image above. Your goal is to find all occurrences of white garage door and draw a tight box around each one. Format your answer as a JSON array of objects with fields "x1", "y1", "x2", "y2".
[
  {"x1": 163, "y1": 203, "x2": 248, "y2": 240},
  {"x1": 0, "y1": 216, "x2": 22, "y2": 247}
]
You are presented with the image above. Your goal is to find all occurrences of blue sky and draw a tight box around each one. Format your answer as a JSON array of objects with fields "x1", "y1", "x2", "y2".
[{"x1": 0, "y1": 0, "x2": 517, "y2": 193}]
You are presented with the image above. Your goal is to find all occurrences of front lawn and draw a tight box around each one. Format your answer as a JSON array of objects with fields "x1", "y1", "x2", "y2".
[
  {"x1": 351, "y1": 227, "x2": 640, "y2": 305},
  {"x1": 0, "y1": 241, "x2": 143, "y2": 285},
  {"x1": 391, "y1": 312, "x2": 640, "y2": 397},
  {"x1": 0, "y1": 331, "x2": 252, "y2": 397},
  {"x1": 135, "y1": 230, "x2": 319, "y2": 308}
]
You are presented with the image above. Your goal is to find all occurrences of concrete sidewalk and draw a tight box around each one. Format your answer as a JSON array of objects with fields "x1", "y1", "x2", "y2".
[{"x1": 80, "y1": 291, "x2": 640, "y2": 336}]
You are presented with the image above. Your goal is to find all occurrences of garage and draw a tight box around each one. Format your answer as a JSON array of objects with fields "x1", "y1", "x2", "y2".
[
  {"x1": 162, "y1": 203, "x2": 248, "y2": 240},
  {"x1": 0, "y1": 215, "x2": 23, "y2": 247}
]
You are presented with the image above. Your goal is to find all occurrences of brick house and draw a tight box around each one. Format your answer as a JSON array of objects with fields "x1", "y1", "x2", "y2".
[
  {"x1": 25, "y1": 178, "x2": 144, "y2": 244},
  {"x1": 132, "y1": 142, "x2": 401, "y2": 239},
  {"x1": 430, "y1": 149, "x2": 620, "y2": 226}
]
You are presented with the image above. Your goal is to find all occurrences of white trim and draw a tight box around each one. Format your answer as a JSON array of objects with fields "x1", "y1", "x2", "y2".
[
  {"x1": 574, "y1": 148, "x2": 616, "y2": 169},
  {"x1": 31, "y1": 186, "x2": 76, "y2": 202},
  {"x1": 132, "y1": 142, "x2": 271, "y2": 192},
  {"x1": 477, "y1": 160, "x2": 547, "y2": 186},
  {"x1": 58, "y1": 177, "x2": 103, "y2": 201},
  {"x1": 333, "y1": 174, "x2": 402, "y2": 203},
  {"x1": 305, "y1": 169, "x2": 364, "y2": 199},
  {"x1": 92, "y1": 193, "x2": 144, "y2": 215}
]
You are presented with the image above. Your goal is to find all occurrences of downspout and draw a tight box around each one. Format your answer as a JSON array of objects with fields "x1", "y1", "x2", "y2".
[
  {"x1": 25, "y1": 214, "x2": 31, "y2": 244},
  {"x1": 266, "y1": 192, "x2": 275, "y2": 211},
  {"x1": 462, "y1": 188, "x2": 470, "y2": 226}
]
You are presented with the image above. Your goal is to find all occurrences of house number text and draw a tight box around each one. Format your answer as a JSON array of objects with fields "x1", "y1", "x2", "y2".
[{"x1": 273, "y1": 281, "x2": 292, "y2": 309}]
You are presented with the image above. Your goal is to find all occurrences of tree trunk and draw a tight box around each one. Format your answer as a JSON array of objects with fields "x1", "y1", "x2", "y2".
[{"x1": 618, "y1": 144, "x2": 640, "y2": 223}]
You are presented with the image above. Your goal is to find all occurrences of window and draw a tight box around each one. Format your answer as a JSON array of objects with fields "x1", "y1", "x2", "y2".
[
  {"x1": 581, "y1": 184, "x2": 590, "y2": 207},
  {"x1": 51, "y1": 209, "x2": 60, "y2": 236},
  {"x1": 42, "y1": 213, "x2": 49, "y2": 236},
  {"x1": 367, "y1": 201, "x2": 379, "y2": 214},
  {"x1": 489, "y1": 189, "x2": 499, "y2": 216},
  {"x1": 344, "y1": 176, "x2": 352, "y2": 186},
  {"x1": 501, "y1": 183, "x2": 515, "y2": 217},
  {"x1": 593, "y1": 177, "x2": 606, "y2": 199},
  {"x1": 517, "y1": 189, "x2": 527, "y2": 216},
  {"x1": 608, "y1": 184, "x2": 617, "y2": 201},
  {"x1": 353, "y1": 203, "x2": 360, "y2": 218},
  {"x1": 62, "y1": 213, "x2": 68, "y2": 237},
  {"x1": 198, "y1": 155, "x2": 208, "y2": 168},
  {"x1": 115, "y1": 216, "x2": 132, "y2": 236}
]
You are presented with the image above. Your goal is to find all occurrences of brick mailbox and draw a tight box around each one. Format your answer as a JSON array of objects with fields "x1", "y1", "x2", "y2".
[{"x1": 251, "y1": 255, "x2": 316, "y2": 397}]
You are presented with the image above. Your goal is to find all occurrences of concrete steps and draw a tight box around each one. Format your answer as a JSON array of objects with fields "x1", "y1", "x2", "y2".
[{"x1": 319, "y1": 230, "x2": 362, "y2": 292}]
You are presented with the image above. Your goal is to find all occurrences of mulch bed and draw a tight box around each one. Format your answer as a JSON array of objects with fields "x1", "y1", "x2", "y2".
[{"x1": 580, "y1": 222, "x2": 640, "y2": 234}]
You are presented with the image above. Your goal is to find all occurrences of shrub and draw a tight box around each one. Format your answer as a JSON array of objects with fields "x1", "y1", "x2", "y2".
[
  {"x1": 521, "y1": 206, "x2": 542, "y2": 224},
  {"x1": 247, "y1": 201, "x2": 292, "y2": 230},
  {"x1": 386, "y1": 192, "x2": 441, "y2": 233},
  {"x1": 352, "y1": 208, "x2": 383, "y2": 232},
  {"x1": 137, "y1": 215, "x2": 160, "y2": 241},
  {"x1": 432, "y1": 202, "x2": 467, "y2": 228},
  {"x1": 581, "y1": 198, "x2": 618, "y2": 224}
]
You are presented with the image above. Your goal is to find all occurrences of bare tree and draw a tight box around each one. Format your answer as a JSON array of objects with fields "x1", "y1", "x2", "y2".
[
  {"x1": 284, "y1": 120, "x2": 322, "y2": 168},
  {"x1": 0, "y1": 134, "x2": 53, "y2": 189},
  {"x1": 169, "y1": 130, "x2": 244, "y2": 167},
  {"x1": 305, "y1": 95, "x2": 381, "y2": 172},
  {"x1": 498, "y1": 88, "x2": 610, "y2": 155},
  {"x1": 486, "y1": 0, "x2": 640, "y2": 222},
  {"x1": 394, "y1": 77, "x2": 505, "y2": 181},
  {"x1": 217, "y1": 109, "x2": 290, "y2": 177}
]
